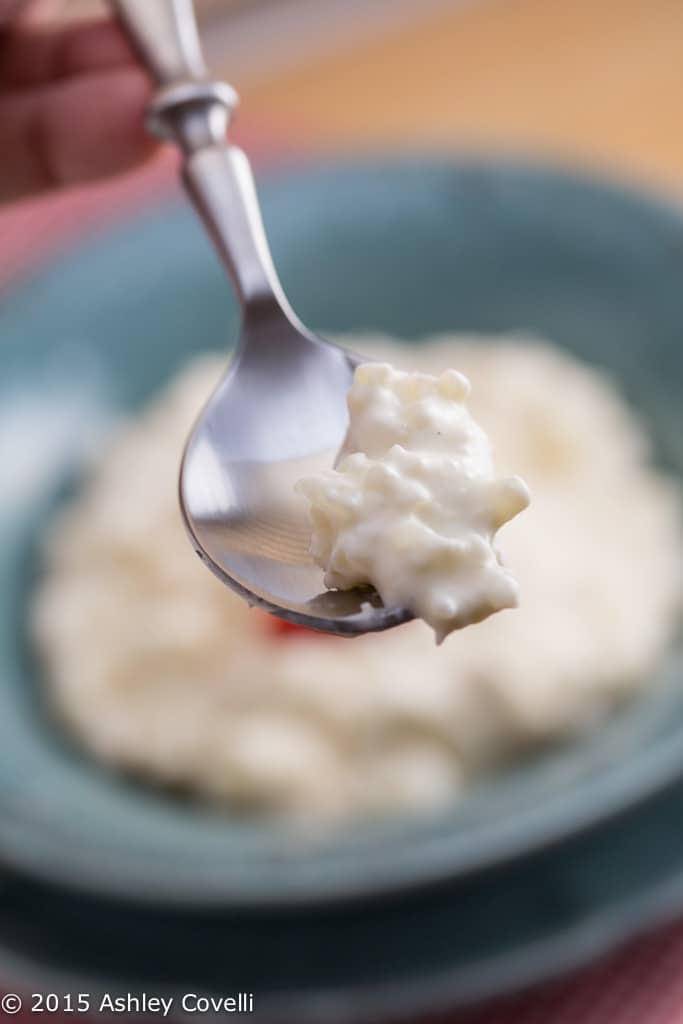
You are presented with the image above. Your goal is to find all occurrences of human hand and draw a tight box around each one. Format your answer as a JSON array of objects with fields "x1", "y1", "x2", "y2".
[{"x1": 0, "y1": 1, "x2": 158, "y2": 203}]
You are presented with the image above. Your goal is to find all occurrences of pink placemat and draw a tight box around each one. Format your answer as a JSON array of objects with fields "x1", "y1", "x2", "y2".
[
  {"x1": 2, "y1": 919, "x2": 683, "y2": 1023},
  {"x1": 441, "y1": 918, "x2": 683, "y2": 1024},
  {"x1": 2, "y1": 139, "x2": 683, "y2": 1024}
]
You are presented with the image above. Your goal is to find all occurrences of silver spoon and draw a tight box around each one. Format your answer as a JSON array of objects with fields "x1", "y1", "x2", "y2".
[{"x1": 112, "y1": 0, "x2": 412, "y2": 636}]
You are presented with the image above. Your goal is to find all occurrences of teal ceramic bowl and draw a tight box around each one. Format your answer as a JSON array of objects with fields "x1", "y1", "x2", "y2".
[
  {"x1": 2, "y1": 161, "x2": 683, "y2": 966},
  {"x1": 2, "y1": 160, "x2": 683, "y2": 905}
]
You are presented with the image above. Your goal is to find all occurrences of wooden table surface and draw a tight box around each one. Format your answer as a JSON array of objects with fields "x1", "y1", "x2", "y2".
[{"x1": 239, "y1": 0, "x2": 683, "y2": 196}]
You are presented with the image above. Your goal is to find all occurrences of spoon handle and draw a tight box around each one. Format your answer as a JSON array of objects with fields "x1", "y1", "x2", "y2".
[
  {"x1": 111, "y1": 0, "x2": 291, "y2": 312},
  {"x1": 111, "y1": 0, "x2": 207, "y2": 85}
]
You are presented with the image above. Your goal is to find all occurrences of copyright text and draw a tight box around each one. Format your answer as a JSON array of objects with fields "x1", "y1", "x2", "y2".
[{"x1": 1, "y1": 992, "x2": 254, "y2": 1016}]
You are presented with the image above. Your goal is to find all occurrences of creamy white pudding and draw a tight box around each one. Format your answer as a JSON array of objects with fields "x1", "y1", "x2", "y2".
[{"x1": 296, "y1": 362, "x2": 530, "y2": 642}]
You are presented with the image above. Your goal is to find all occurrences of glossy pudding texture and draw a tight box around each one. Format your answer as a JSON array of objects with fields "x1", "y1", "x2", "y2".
[{"x1": 296, "y1": 361, "x2": 530, "y2": 642}]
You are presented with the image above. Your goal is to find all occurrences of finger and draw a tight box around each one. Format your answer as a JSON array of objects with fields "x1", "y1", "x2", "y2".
[
  {"x1": 2, "y1": 1, "x2": 70, "y2": 31},
  {"x1": 12, "y1": 0, "x2": 64, "y2": 26},
  {"x1": 0, "y1": 65, "x2": 159, "y2": 202},
  {"x1": 0, "y1": 18, "x2": 134, "y2": 87},
  {"x1": 0, "y1": 0, "x2": 27, "y2": 26}
]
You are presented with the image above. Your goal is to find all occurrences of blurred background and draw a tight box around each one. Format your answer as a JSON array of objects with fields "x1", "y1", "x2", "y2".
[{"x1": 225, "y1": 0, "x2": 683, "y2": 193}]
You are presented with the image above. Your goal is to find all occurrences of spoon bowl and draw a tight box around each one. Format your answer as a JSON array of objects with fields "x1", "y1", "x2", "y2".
[{"x1": 180, "y1": 307, "x2": 412, "y2": 633}]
